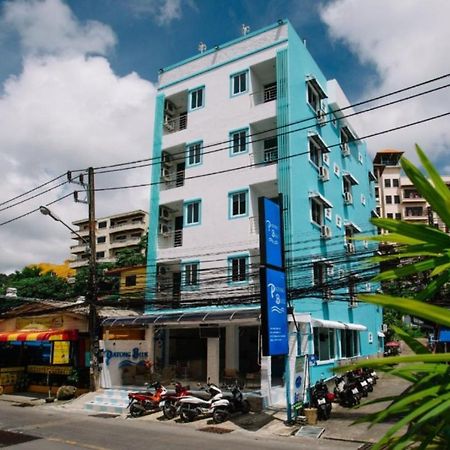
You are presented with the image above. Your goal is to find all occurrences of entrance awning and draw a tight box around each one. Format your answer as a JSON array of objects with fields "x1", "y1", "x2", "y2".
[
  {"x1": 101, "y1": 308, "x2": 261, "y2": 328},
  {"x1": 312, "y1": 319, "x2": 367, "y2": 331},
  {"x1": 0, "y1": 329, "x2": 78, "y2": 342}
]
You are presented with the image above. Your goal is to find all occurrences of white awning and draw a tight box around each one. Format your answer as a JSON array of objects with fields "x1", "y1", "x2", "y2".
[
  {"x1": 312, "y1": 319, "x2": 346, "y2": 329},
  {"x1": 312, "y1": 318, "x2": 367, "y2": 331},
  {"x1": 342, "y1": 172, "x2": 359, "y2": 185},
  {"x1": 309, "y1": 191, "x2": 334, "y2": 209},
  {"x1": 377, "y1": 331, "x2": 385, "y2": 338}
]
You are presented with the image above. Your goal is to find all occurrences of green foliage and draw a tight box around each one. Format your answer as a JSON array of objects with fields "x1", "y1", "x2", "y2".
[
  {"x1": 355, "y1": 145, "x2": 450, "y2": 449},
  {"x1": 71, "y1": 262, "x2": 118, "y2": 298}
]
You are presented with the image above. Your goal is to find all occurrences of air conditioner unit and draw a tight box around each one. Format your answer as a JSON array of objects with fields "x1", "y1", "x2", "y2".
[
  {"x1": 318, "y1": 166, "x2": 329, "y2": 181},
  {"x1": 346, "y1": 242, "x2": 356, "y2": 253},
  {"x1": 158, "y1": 223, "x2": 171, "y2": 236},
  {"x1": 316, "y1": 109, "x2": 327, "y2": 126},
  {"x1": 343, "y1": 191, "x2": 353, "y2": 204},
  {"x1": 159, "y1": 206, "x2": 170, "y2": 220},
  {"x1": 320, "y1": 225, "x2": 332, "y2": 239},
  {"x1": 341, "y1": 142, "x2": 350, "y2": 156},
  {"x1": 161, "y1": 167, "x2": 171, "y2": 180}
]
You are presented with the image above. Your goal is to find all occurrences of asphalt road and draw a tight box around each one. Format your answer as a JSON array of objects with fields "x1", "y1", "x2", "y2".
[{"x1": 0, "y1": 400, "x2": 361, "y2": 449}]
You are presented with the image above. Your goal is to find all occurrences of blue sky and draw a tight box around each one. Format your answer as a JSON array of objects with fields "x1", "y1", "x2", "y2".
[{"x1": 0, "y1": 0, "x2": 450, "y2": 272}]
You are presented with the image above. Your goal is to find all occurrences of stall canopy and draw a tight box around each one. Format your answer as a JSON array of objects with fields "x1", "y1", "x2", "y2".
[
  {"x1": 312, "y1": 318, "x2": 367, "y2": 331},
  {"x1": 0, "y1": 329, "x2": 78, "y2": 342}
]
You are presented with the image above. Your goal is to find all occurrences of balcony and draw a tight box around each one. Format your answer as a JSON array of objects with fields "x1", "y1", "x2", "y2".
[
  {"x1": 250, "y1": 83, "x2": 277, "y2": 106},
  {"x1": 109, "y1": 236, "x2": 142, "y2": 248},
  {"x1": 163, "y1": 113, "x2": 187, "y2": 134},
  {"x1": 163, "y1": 92, "x2": 188, "y2": 136},
  {"x1": 109, "y1": 220, "x2": 146, "y2": 232},
  {"x1": 70, "y1": 243, "x2": 89, "y2": 254}
]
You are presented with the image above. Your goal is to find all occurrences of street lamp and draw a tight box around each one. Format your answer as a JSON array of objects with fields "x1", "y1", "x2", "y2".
[{"x1": 39, "y1": 204, "x2": 99, "y2": 391}]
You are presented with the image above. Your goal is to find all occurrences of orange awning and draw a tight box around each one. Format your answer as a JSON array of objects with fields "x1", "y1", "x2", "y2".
[{"x1": 0, "y1": 329, "x2": 78, "y2": 342}]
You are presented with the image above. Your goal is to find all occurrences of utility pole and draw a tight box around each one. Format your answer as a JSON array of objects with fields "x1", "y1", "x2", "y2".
[{"x1": 87, "y1": 167, "x2": 99, "y2": 391}]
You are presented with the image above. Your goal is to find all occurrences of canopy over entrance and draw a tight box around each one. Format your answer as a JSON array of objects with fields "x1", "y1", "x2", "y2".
[{"x1": 0, "y1": 329, "x2": 78, "y2": 342}]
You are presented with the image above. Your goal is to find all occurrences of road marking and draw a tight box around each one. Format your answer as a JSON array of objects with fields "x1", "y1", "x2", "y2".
[{"x1": 47, "y1": 436, "x2": 109, "y2": 450}]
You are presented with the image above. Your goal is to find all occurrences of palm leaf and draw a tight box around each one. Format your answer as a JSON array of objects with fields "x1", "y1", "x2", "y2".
[
  {"x1": 357, "y1": 294, "x2": 450, "y2": 327},
  {"x1": 416, "y1": 270, "x2": 450, "y2": 300},
  {"x1": 392, "y1": 325, "x2": 429, "y2": 354}
]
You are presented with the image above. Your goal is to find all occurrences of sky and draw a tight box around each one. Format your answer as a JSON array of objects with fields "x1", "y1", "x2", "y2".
[{"x1": 0, "y1": 0, "x2": 450, "y2": 274}]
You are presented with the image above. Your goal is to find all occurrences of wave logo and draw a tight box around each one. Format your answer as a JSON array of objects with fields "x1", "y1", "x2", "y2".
[
  {"x1": 266, "y1": 220, "x2": 280, "y2": 246},
  {"x1": 118, "y1": 359, "x2": 146, "y2": 369},
  {"x1": 268, "y1": 282, "x2": 285, "y2": 315}
]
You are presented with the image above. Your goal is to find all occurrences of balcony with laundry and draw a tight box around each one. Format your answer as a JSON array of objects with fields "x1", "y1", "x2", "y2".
[{"x1": 162, "y1": 94, "x2": 188, "y2": 135}]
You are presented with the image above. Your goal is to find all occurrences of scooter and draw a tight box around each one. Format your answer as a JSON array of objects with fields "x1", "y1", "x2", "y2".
[
  {"x1": 347, "y1": 370, "x2": 369, "y2": 397},
  {"x1": 222, "y1": 381, "x2": 251, "y2": 415},
  {"x1": 127, "y1": 382, "x2": 167, "y2": 418},
  {"x1": 310, "y1": 380, "x2": 334, "y2": 420},
  {"x1": 159, "y1": 381, "x2": 191, "y2": 420},
  {"x1": 333, "y1": 375, "x2": 360, "y2": 407},
  {"x1": 178, "y1": 382, "x2": 230, "y2": 423}
]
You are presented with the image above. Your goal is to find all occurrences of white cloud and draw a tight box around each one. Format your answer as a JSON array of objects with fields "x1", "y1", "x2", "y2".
[
  {"x1": 127, "y1": 0, "x2": 196, "y2": 25},
  {"x1": 0, "y1": 0, "x2": 156, "y2": 273},
  {"x1": 3, "y1": 0, "x2": 116, "y2": 55},
  {"x1": 320, "y1": 0, "x2": 450, "y2": 164}
]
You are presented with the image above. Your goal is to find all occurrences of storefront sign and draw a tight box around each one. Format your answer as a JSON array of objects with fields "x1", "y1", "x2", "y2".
[
  {"x1": 17, "y1": 316, "x2": 64, "y2": 330},
  {"x1": 105, "y1": 347, "x2": 148, "y2": 366},
  {"x1": 259, "y1": 197, "x2": 283, "y2": 269},
  {"x1": 293, "y1": 356, "x2": 307, "y2": 406},
  {"x1": 260, "y1": 267, "x2": 288, "y2": 356},
  {"x1": 52, "y1": 341, "x2": 70, "y2": 364}
]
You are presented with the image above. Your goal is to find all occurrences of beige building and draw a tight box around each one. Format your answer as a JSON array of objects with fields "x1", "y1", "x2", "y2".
[
  {"x1": 373, "y1": 150, "x2": 450, "y2": 231},
  {"x1": 69, "y1": 210, "x2": 148, "y2": 269}
]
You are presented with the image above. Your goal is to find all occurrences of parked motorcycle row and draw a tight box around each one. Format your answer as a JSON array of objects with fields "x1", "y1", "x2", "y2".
[
  {"x1": 309, "y1": 367, "x2": 378, "y2": 421},
  {"x1": 127, "y1": 380, "x2": 250, "y2": 424}
]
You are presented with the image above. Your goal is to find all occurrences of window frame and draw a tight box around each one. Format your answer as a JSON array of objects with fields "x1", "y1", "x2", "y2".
[
  {"x1": 182, "y1": 260, "x2": 200, "y2": 289},
  {"x1": 228, "y1": 189, "x2": 249, "y2": 219},
  {"x1": 186, "y1": 140, "x2": 203, "y2": 167},
  {"x1": 184, "y1": 199, "x2": 201, "y2": 227},
  {"x1": 311, "y1": 197, "x2": 324, "y2": 226},
  {"x1": 340, "y1": 329, "x2": 360, "y2": 358},
  {"x1": 230, "y1": 70, "x2": 249, "y2": 97},
  {"x1": 308, "y1": 134, "x2": 329, "y2": 168},
  {"x1": 228, "y1": 253, "x2": 249, "y2": 284},
  {"x1": 229, "y1": 128, "x2": 249, "y2": 156},
  {"x1": 188, "y1": 85, "x2": 205, "y2": 111},
  {"x1": 125, "y1": 274, "x2": 137, "y2": 287},
  {"x1": 313, "y1": 327, "x2": 336, "y2": 362}
]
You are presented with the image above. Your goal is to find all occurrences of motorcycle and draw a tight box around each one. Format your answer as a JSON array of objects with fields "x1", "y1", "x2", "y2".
[
  {"x1": 222, "y1": 381, "x2": 251, "y2": 415},
  {"x1": 310, "y1": 380, "x2": 334, "y2": 420},
  {"x1": 347, "y1": 370, "x2": 369, "y2": 397},
  {"x1": 127, "y1": 382, "x2": 167, "y2": 418},
  {"x1": 333, "y1": 375, "x2": 360, "y2": 407},
  {"x1": 159, "y1": 381, "x2": 191, "y2": 420},
  {"x1": 178, "y1": 382, "x2": 230, "y2": 423}
]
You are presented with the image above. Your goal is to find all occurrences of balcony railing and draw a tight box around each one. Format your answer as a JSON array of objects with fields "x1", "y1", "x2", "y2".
[
  {"x1": 263, "y1": 147, "x2": 278, "y2": 164},
  {"x1": 161, "y1": 169, "x2": 185, "y2": 189},
  {"x1": 110, "y1": 221, "x2": 145, "y2": 230},
  {"x1": 163, "y1": 114, "x2": 187, "y2": 133},
  {"x1": 250, "y1": 83, "x2": 277, "y2": 106}
]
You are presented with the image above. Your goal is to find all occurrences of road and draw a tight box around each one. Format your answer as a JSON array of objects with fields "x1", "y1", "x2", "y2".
[{"x1": 0, "y1": 400, "x2": 360, "y2": 449}]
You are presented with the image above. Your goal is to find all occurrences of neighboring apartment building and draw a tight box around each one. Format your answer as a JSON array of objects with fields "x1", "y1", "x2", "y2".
[
  {"x1": 374, "y1": 150, "x2": 450, "y2": 231},
  {"x1": 102, "y1": 20, "x2": 383, "y2": 406},
  {"x1": 69, "y1": 210, "x2": 148, "y2": 269}
]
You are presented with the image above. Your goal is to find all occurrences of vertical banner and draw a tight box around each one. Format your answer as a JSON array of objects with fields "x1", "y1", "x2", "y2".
[{"x1": 259, "y1": 196, "x2": 288, "y2": 356}]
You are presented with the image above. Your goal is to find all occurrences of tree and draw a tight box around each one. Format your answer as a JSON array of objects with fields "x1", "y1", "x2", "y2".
[
  {"x1": 347, "y1": 145, "x2": 450, "y2": 449},
  {"x1": 114, "y1": 233, "x2": 147, "y2": 268}
]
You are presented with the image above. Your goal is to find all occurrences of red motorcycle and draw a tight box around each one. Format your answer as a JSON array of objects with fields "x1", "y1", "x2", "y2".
[
  {"x1": 128, "y1": 382, "x2": 167, "y2": 417},
  {"x1": 159, "y1": 381, "x2": 191, "y2": 419}
]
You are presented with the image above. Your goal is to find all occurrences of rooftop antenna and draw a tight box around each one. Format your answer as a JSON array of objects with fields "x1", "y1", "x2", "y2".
[
  {"x1": 198, "y1": 42, "x2": 207, "y2": 53},
  {"x1": 241, "y1": 24, "x2": 250, "y2": 36}
]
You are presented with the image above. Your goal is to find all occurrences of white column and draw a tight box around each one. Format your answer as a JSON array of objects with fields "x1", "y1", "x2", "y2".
[
  {"x1": 144, "y1": 326, "x2": 155, "y2": 371},
  {"x1": 260, "y1": 356, "x2": 271, "y2": 406},
  {"x1": 207, "y1": 337, "x2": 220, "y2": 385},
  {"x1": 225, "y1": 325, "x2": 239, "y2": 370}
]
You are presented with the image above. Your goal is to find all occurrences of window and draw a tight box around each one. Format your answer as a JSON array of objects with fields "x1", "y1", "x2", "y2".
[
  {"x1": 343, "y1": 176, "x2": 352, "y2": 195},
  {"x1": 349, "y1": 276, "x2": 357, "y2": 307},
  {"x1": 309, "y1": 134, "x2": 329, "y2": 167},
  {"x1": 306, "y1": 78, "x2": 326, "y2": 112},
  {"x1": 183, "y1": 262, "x2": 199, "y2": 288},
  {"x1": 387, "y1": 213, "x2": 393, "y2": 219},
  {"x1": 395, "y1": 213, "x2": 402, "y2": 220},
  {"x1": 97, "y1": 236, "x2": 106, "y2": 244},
  {"x1": 189, "y1": 87, "x2": 204, "y2": 110},
  {"x1": 393, "y1": 178, "x2": 399, "y2": 187},
  {"x1": 405, "y1": 206, "x2": 423, "y2": 217},
  {"x1": 313, "y1": 328, "x2": 336, "y2": 361},
  {"x1": 96, "y1": 251, "x2": 105, "y2": 258},
  {"x1": 125, "y1": 275, "x2": 137, "y2": 287},
  {"x1": 229, "y1": 190, "x2": 248, "y2": 218},
  {"x1": 311, "y1": 197, "x2": 324, "y2": 226},
  {"x1": 386, "y1": 195, "x2": 392, "y2": 204},
  {"x1": 384, "y1": 179, "x2": 391, "y2": 188},
  {"x1": 230, "y1": 129, "x2": 248, "y2": 155},
  {"x1": 394, "y1": 195, "x2": 400, "y2": 204},
  {"x1": 341, "y1": 330, "x2": 359, "y2": 357},
  {"x1": 375, "y1": 187, "x2": 379, "y2": 198},
  {"x1": 186, "y1": 141, "x2": 202, "y2": 166},
  {"x1": 229, "y1": 255, "x2": 248, "y2": 283},
  {"x1": 313, "y1": 261, "x2": 332, "y2": 299},
  {"x1": 98, "y1": 221, "x2": 107, "y2": 229},
  {"x1": 184, "y1": 200, "x2": 201, "y2": 226},
  {"x1": 231, "y1": 71, "x2": 248, "y2": 96}
]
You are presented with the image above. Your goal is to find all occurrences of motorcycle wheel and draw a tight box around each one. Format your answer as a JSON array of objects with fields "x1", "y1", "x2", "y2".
[
  {"x1": 367, "y1": 383, "x2": 373, "y2": 392},
  {"x1": 179, "y1": 405, "x2": 196, "y2": 422},
  {"x1": 318, "y1": 404, "x2": 330, "y2": 420},
  {"x1": 163, "y1": 402, "x2": 177, "y2": 420},
  {"x1": 130, "y1": 403, "x2": 144, "y2": 418},
  {"x1": 213, "y1": 408, "x2": 230, "y2": 424},
  {"x1": 240, "y1": 400, "x2": 251, "y2": 414}
]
